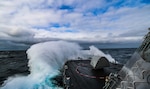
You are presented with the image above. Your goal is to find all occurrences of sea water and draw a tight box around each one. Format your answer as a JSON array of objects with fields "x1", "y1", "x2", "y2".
[{"x1": 0, "y1": 41, "x2": 136, "y2": 89}]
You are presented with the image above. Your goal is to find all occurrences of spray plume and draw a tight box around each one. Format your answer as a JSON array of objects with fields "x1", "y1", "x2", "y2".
[{"x1": 0, "y1": 41, "x2": 116, "y2": 89}]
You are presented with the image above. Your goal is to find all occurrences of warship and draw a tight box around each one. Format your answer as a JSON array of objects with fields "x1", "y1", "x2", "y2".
[{"x1": 62, "y1": 28, "x2": 150, "y2": 89}]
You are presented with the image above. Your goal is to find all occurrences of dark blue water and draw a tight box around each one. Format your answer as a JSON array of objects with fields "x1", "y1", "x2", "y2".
[
  {"x1": 101, "y1": 48, "x2": 136, "y2": 64},
  {"x1": 0, "y1": 48, "x2": 136, "y2": 85}
]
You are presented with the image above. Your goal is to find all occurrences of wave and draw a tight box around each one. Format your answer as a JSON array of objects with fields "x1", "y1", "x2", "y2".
[{"x1": 0, "y1": 41, "x2": 115, "y2": 89}]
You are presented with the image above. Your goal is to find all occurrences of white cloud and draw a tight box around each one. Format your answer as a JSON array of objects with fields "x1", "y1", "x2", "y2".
[{"x1": 0, "y1": 0, "x2": 150, "y2": 49}]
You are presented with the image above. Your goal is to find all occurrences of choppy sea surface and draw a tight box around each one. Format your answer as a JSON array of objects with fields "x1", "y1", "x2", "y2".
[{"x1": 0, "y1": 48, "x2": 136, "y2": 86}]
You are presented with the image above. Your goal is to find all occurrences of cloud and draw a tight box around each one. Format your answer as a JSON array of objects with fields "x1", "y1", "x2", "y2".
[{"x1": 0, "y1": 0, "x2": 150, "y2": 49}]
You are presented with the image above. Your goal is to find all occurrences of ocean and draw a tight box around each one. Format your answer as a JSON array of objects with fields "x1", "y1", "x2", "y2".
[{"x1": 0, "y1": 48, "x2": 136, "y2": 87}]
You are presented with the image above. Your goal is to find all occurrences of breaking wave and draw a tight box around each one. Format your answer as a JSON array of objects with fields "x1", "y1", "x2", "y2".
[{"x1": 0, "y1": 41, "x2": 116, "y2": 89}]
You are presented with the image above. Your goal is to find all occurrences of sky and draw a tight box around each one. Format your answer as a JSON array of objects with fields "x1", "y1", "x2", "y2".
[{"x1": 0, "y1": 0, "x2": 150, "y2": 50}]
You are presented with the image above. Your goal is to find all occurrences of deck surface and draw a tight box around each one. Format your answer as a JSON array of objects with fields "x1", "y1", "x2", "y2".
[{"x1": 63, "y1": 60, "x2": 122, "y2": 89}]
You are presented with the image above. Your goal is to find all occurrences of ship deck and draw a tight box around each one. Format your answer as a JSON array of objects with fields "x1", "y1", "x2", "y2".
[{"x1": 63, "y1": 60, "x2": 123, "y2": 89}]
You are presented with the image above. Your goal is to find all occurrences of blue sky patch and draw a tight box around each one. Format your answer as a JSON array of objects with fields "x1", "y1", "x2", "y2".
[
  {"x1": 65, "y1": 29, "x2": 78, "y2": 33},
  {"x1": 141, "y1": 0, "x2": 150, "y2": 3},
  {"x1": 91, "y1": 8, "x2": 107, "y2": 15},
  {"x1": 59, "y1": 5, "x2": 74, "y2": 11},
  {"x1": 63, "y1": 23, "x2": 70, "y2": 28},
  {"x1": 51, "y1": 23, "x2": 60, "y2": 28}
]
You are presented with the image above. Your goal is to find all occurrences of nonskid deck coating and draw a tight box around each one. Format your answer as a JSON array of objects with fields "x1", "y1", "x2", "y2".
[{"x1": 63, "y1": 60, "x2": 123, "y2": 89}]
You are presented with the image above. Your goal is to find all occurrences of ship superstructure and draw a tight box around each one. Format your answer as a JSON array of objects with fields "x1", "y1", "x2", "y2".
[
  {"x1": 62, "y1": 28, "x2": 150, "y2": 89},
  {"x1": 103, "y1": 28, "x2": 150, "y2": 89},
  {"x1": 138, "y1": 28, "x2": 150, "y2": 62}
]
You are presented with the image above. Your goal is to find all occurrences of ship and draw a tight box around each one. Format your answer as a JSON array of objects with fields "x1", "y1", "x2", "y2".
[{"x1": 62, "y1": 28, "x2": 150, "y2": 89}]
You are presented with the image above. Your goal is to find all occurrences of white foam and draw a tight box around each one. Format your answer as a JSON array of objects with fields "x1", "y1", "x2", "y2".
[
  {"x1": 1, "y1": 41, "x2": 82, "y2": 89},
  {"x1": 88, "y1": 46, "x2": 116, "y2": 63},
  {"x1": 1, "y1": 41, "x2": 116, "y2": 89}
]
